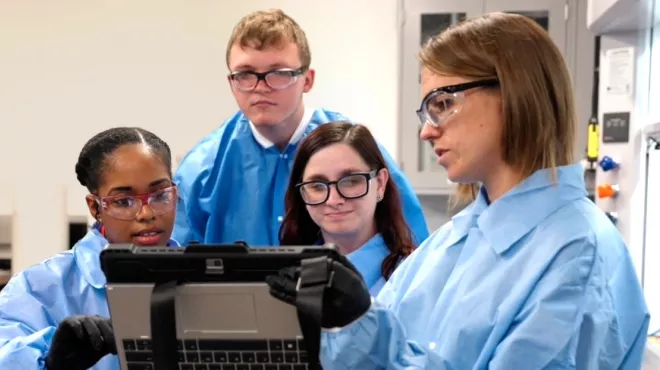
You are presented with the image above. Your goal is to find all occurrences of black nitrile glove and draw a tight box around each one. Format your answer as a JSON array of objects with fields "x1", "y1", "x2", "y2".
[
  {"x1": 266, "y1": 253, "x2": 372, "y2": 329},
  {"x1": 45, "y1": 315, "x2": 117, "y2": 370}
]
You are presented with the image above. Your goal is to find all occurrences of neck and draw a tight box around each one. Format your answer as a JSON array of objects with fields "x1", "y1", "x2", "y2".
[
  {"x1": 321, "y1": 222, "x2": 377, "y2": 255},
  {"x1": 255, "y1": 103, "x2": 306, "y2": 151},
  {"x1": 482, "y1": 163, "x2": 525, "y2": 203}
]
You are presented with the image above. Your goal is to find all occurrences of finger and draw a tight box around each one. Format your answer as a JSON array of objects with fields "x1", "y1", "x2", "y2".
[
  {"x1": 97, "y1": 318, "x2": 117, "y2": 355},
  {"x1": 63, "y1": 316, "x2": 86, "y2": 342},
  {"x1": 80, "y1": 316, "x2": 104, "y2": 352},
  {"x1": 268, "y1": 287, "x2": 296, "y2": 305},
  {"x1": 266, "y1": 275, "x2": 297, "y2": 296},
  {"x1": 280, "y1": 266, "x2": 300, "y2": 280},
  {"x1": 266, "y1": 276, "x2": 297, "y2": 304},
  {"x1": 265, "y1": 275, "x2": 284, "y2": 290},
  {"x1": 282, "y1": 275, "x2": 298, "y2": 294}
]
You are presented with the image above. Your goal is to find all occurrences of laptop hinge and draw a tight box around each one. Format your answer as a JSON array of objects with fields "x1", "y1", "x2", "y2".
[
  {"x1": 151, "y1": 280, "x2": 179, "y2": 370},
  {"x1": 295, "y1": 256, "x2": 330, "y2": 370}
]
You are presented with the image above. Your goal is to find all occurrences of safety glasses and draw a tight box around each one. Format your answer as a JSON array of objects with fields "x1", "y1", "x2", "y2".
[
  {"x1": 416, "y1": 79, "x2": 499, "y2": 127},
  {"x1": 95, "y1": 185, "x2": 177, "y2": 221},
  {"x1": 228, "y1": 67, "x2": 307, "y2": 92},
  {"x1": 297, "y1": 170, "x2": 379, "y2": 206}
]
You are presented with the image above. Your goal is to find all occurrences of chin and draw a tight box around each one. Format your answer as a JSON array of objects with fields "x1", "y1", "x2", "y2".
[
  {"x1": 247, "y1": 112, "x2": 284, "y2": 127},
  {"x1": 447, "y1": 170, "x2": 479, "y2": 185},
  {"x1": 322, "y1": 222, "x2": 358, "y2": 237},
  {"x1": 445, "y1": 166, "x2": 466, "y2": 183}
]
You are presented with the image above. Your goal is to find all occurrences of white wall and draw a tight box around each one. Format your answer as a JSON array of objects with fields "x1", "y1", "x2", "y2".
[{"x1": 0, "y1": 0, "x2": 402, "y2": 271}]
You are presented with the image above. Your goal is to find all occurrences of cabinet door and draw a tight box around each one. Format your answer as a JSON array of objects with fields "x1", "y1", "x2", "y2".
[
  {"x1": 400, "y1": 0, "x2": 482, "y2": 194},
  {"x1": 484, "y1": 0, "x2": 568, "y2": 54},
  {"x1": 643, "y1": 144, "x2": 660, "y2": 334}
]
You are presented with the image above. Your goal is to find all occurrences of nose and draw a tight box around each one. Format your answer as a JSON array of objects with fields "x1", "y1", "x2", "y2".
[
  {"x1": 253, "y1": 78, "x2": 272, "y2": 93},
  {"x1": 419, "y1": 122, "x2": 441, "y2": 141},
  {"x1": 325, "y1": 186, "x2": 344, "y2": 206},
  {"x1": 135, "y1": 202, "x2": 156, "y2": 221}
]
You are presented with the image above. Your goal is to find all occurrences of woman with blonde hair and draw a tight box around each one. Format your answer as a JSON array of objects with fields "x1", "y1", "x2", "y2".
[{"x1": 267, "y1": 12, "x2": 649, "y2": 369}]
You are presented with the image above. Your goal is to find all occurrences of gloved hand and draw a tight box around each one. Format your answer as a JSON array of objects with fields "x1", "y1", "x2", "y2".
[
  {"x1": 266, "y1": 253, "x2": 372, "y2": 328},
  {"x1": 45, "y1": 315, "x2": 117, "y2": 370}
]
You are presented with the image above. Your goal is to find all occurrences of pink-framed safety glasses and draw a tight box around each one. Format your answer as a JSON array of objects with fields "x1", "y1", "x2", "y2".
[{"x1": 95, "y1": 185, "x2": 177, "y2": 221}]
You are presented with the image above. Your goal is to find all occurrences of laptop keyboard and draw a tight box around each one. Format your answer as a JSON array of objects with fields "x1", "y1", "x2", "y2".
[{"x1": 122, "y1": 338, "x2": 311, "y2": 370}]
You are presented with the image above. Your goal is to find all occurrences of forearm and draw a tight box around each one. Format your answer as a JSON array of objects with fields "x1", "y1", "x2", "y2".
[
  {"x1": 320, "y1": 302, "x2": 447, "y2": 369},
  {"x1": 0, "y1": 326, "x2": 54, "y2": 370}
]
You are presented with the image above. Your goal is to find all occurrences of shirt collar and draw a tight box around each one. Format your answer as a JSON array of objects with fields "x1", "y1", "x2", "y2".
[
  {"x1": 249, "y1": 107, "x2": 315, "y2": 149},
  {"x1": 75, "y1": 223, "x2": 181, "y2": 289},
  {"x1": 446, "y1": 164, "x2": 588, "y2": 254},
  {"x1": 346, "y1": 234, "x2": 390, "y2": 289}
]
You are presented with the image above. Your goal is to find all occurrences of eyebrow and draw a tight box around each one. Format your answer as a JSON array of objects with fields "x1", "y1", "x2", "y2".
[
  {"x1": 106, "y1": 178, "x2": 171, "y2": 195},
  {"x1": 304, "y1": 168, "x2": 369, "y2": 181},
  {"x1": 232, "y1": 63, "x2": 295, "y2": 71}
]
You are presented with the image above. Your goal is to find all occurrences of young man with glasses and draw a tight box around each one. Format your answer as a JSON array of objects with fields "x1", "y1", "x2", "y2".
[{"x1": 173, "y1": 9, "x2": 429, "y2": 246}]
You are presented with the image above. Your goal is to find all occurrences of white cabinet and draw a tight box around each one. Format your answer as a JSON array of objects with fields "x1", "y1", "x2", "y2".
[
  {"x1": 587, "y1": 0, "x2": 656, "y2": 35},
  {"x1": 485, "y1": 0, "x2": 569, "y2": 54},
  {"x1": 399, "y1": 0, "x2": 583, "y2": 194},
  {"x1": 399, "y1": 0, "x2": 482, "y2": 195}
]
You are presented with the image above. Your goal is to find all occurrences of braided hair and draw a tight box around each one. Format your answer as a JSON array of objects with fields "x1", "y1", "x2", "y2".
[{"x1": 75, "y1": 127, "x2": 172, "y2": 193}]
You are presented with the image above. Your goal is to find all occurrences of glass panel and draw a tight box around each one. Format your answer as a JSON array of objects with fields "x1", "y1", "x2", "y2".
[
  {"x1": 506, "y1": 10, "x2": 550, "y2": 30},
  {"x1": 645, "y1": 0, "x2": 660, "y2": 343},
  {"x1": 644, "y1": 145, "x2": 660, "y2": 337},
  {"x1": 648, "y1": 10, "x2": 660, "y2": 123},
  {"x1": 420, "y1": 13, "x2": 467, "y2": 46},
  {"x1": 417, "y1": 12, "x2": 466, "y2": 173}
]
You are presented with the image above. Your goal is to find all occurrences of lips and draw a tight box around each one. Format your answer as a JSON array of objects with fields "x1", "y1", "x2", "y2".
[
  {"x1": 132, "y1": 228, "x2": 165, "y2": 246},
  {"x1": 325, "y1": 210, "x2": 353, "y2": 218},
  {"x1": 251, "y1": 100, "x2": 275, "y2": 107},
  {"x1": 433, "y1": 148, "x2": 451, "y2": 167},
  {"x1": 434, "y1": 148, "x2": 448, "y2": 157}
]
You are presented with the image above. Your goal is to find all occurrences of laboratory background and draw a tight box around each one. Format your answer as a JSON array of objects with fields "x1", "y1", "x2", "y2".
[{"x1": 0, "y1": 0, "x2": 659, "y2": 366}]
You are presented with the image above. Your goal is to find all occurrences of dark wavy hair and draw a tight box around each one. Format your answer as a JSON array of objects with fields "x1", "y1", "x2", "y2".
[{"x1": 279, "y1": 122, "x2": 415, "y2": 280}]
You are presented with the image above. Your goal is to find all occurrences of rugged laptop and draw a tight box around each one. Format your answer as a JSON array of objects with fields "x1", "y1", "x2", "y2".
[{"x1": 100, "y1": 243, "x2": 339, "y2": 370}]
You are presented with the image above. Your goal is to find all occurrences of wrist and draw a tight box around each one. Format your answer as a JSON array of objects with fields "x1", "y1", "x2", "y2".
[{"x1": 322, "y1": 296, "x2": 373, "y2": 330}]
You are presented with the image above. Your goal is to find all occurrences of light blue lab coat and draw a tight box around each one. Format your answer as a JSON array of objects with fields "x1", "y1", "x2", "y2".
[
  {"x1": 320, "y1": 164, "x2": 650, "y2": 369},
  {"x1": 173, "y1": 108, "x2": 429, "y2": 247},
  {"x1": 346, "y1": 234, "x2": 390, "y2": 296},
  {"x1": 0, "y1": 226, "x2": 179, "y2": 370}
]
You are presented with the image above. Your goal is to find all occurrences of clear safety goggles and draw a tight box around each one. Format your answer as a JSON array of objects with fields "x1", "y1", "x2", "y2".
[
  {"x1": 95, "y1": 185, "x2": 177, "y2": 221},
  {"x1": 416, "y1": 79, "x2": 499, "y2": 127},
  {"x1": 228, "y1": 67, "x2": 308, "y2": 92},
  {"x1": 297, "y1": 170, "x2": 379, "y2": 206}
]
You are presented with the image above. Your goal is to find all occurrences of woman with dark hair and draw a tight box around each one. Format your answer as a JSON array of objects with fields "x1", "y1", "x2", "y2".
[
  {"x1": 279, "y1": 122, "x2": 416, "y2": 294},
  {"x1": 0, "y1": 127, "x2": 179, "y2": 370}
]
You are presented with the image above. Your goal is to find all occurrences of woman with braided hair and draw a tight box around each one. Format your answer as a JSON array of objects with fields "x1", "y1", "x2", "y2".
[{"x1": 0, "y1": 127, "x2": 179, "y2": 370}]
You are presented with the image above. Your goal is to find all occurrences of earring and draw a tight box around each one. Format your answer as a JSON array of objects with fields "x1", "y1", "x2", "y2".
[{"x1": 376, "y1": 195, "x2": 383, "y2": 202}]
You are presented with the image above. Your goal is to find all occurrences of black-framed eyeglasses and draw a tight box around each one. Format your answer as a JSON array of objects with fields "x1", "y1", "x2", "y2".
[
  {"x1": 416, "y1": 79, "x2": 499, "y2": 127},
  {"x1": 228, "y1": 67, "x2": 308, "y2": 92},
  {"x1": 94, "y1": 185, "x2": 177, "y2": 221},
  {"x1": 296, "y1": 170, "x2": 379, "y2": 205}
]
